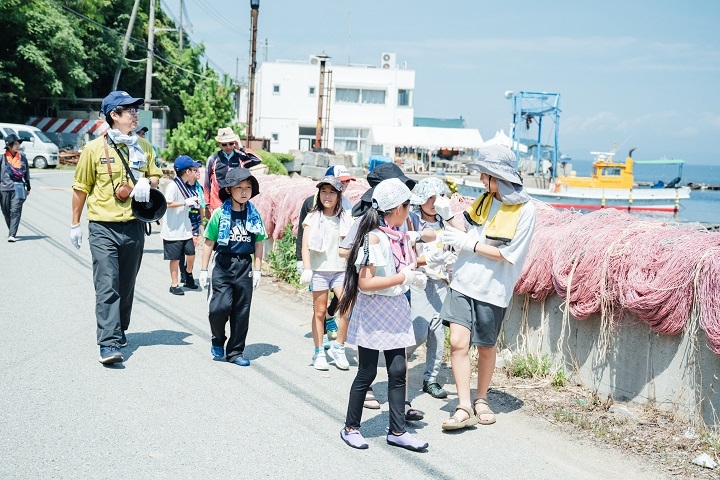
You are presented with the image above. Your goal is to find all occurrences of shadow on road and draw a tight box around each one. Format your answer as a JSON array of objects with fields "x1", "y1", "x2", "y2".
[
  {"x1": 14, "y1": 235, "x2": 47, "y2": 241},
  {"x1": 122, "y1": 329, "x2": 192, "y2": 361},
  {"x1": 244, "y1": 342, "x2": 280, "y2": 360}
]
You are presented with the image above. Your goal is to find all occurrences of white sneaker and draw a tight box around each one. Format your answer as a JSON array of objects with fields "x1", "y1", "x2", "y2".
[
  {"x1": 7, "y1": 236, "x2": 16, "y2": 242},
  {"x1": 329, "y1": 344, "x2": 350, "y2": 370},
  {"x1": 312, "y1": 351, "x2": 329, "y2": 371}
]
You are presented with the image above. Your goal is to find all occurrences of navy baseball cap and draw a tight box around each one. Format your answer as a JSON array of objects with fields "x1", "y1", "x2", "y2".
[
  {"x1": 101, "y1": 91, "x2": 144, "y2": 115},
  {"x1": 173, "y1": 155, "x2": 201, "y2": 172}
]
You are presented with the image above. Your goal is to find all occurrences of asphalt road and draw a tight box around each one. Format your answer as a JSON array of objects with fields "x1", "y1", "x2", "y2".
[{"x1": 0, "y1": 169, "x2": 667, "y2": 479}]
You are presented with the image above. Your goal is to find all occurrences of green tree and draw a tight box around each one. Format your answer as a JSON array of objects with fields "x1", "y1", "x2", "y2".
[
  {"x1": 0, "y1": 0, "x2": 92, "y2": 120},
  {"x1": 164, "y1": 73, "x2": 242, "y2": 163},
  {"x1": 0, "y1": 0, "x2": 209, "y2": 130}
]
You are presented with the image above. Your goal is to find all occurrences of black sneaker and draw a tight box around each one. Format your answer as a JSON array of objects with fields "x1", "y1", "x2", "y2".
[
  {"x1": 99, "y1": 346, "x2": 124, "y2": 364},
  {"x1": 169, "y1": 285, "x2": 185, "y2": 296},
  {"x1": 119, "y1": 331, "x2": 128, "y2": 348},
  {"x1": 423, "y1": 380, "x2": 448, "y2": 399},
  {"x1": 184, "y1": 272, "x2": 199, "y2": 290}
]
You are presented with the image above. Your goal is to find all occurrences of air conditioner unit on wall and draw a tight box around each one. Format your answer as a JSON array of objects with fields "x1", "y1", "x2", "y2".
[{"x1": 381, "y1": 52, "x2": 396, "y2": 69}]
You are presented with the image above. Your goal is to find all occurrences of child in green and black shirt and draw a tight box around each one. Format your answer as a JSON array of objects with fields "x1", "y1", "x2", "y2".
[{"x1": 200, "y1": 168, "x2": 266, "y2": 367}]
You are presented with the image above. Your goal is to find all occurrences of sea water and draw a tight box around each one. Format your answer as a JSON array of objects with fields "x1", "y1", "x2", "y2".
[{"x1": 569, "y1": 159, "x2": 720, "y2": 224}]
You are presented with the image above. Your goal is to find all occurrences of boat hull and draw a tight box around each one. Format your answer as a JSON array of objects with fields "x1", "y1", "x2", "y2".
[{"x1": 457, "y1": 180, "x2": 690, "y2": 213}]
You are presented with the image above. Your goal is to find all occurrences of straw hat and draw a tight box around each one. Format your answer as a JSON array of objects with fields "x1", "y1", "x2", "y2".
[{"x1": 215, "y1": 127, "x2": 240, "y2": 144}]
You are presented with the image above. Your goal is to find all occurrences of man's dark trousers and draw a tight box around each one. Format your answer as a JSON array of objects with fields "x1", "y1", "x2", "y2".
[{"x1": 89, "y1": 220, "x2": 144, "y2": 347}]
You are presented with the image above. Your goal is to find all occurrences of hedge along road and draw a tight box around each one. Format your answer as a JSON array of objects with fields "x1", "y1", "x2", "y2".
[{"x1": 0, "y1": 169, "x2": 668, "y2": 480}]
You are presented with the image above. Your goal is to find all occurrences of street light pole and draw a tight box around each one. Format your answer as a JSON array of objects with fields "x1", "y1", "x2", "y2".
[
  {"x1": 246, "y1": 0, "x2": 260, "y2": 142},
  {"x1": 144, "y1": 0, "x2": 156, "y2": 111}
]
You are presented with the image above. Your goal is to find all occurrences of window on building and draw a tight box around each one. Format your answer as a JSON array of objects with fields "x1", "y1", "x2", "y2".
[
  {"x1": 336, "y1": 88, "x2": 360, "y2": 103},
  {"x1": 335, "y1": 88, "x2": 386, "y2": 105},
  {"x1": 273, "y1": 84, "x2": 280, "y2": 94},
  {"x1": 334, "y1": 128, "x2": 368, "y2": 153},
  {"x1": 361, "y1": 89, "x2": 385, "y2": 104},
  {"x1": 309, "y1": 86, "x2": 316, "y2": 96},
  {"x1": 398, "y1": 89, "x2": 412, "y2": 107},
  {"x1": 272, "y1": 133, "x2": 279, "y2": 141}
]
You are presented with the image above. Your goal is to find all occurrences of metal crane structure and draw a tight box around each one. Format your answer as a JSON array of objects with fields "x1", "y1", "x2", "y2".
[{"x1": 510, "y1": 91, "x2": 561, "y2": 178}]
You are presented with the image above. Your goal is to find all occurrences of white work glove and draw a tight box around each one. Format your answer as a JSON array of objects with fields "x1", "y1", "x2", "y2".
[
  {"x1": 184, "y1": 196, "x2": 199, "y2": 208},
  {"x1": 70, "y1": 224, "x2": 82, "y2": 249},
  {"x1": 406, "y1": 231, "x2": 422, "y2": 245},
  {"x1": 400, "y1": 266, "x2": 423, "y2": 287},
  {"x1": 425, "y1": 249, "x2": 458, "y2": 269},
  {"x1": 412, "y1": 271, "x2": 428, "y2": 289},
  {"x1": 129, "y1": 176, "x2": 151, "y2": 202},
  {"x1": 296, "y1": 261, "x2": 304, "y2": 275},
  {"x1": 440, "y1": 228, "x2": 477, "y2": 252},
  {"x1": 299, "y1": 269, "x2": 313, "y2": 285},
  {"x1": 434, "y1": 195, "x2": 453, "y2": 221},
  {"x1": 199, "y1": 270, "x2": 209, "y2": 289},
  {"x1": 252, "y1": 270, "x2": 261, "y2": 290}
]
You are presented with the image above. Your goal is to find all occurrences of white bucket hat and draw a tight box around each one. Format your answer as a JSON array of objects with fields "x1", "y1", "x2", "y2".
[
  {"x1": 410, "y1": 177, "x2": 449, "y2": 205},
  {"x1": 466, "y1": 145, "x2": 523, "y2": 186},
  {"x1": 372, "y1": 178, "x2": 411, "y2": 212}
]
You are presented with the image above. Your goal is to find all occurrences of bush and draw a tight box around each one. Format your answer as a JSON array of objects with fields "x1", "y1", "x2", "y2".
[
  {"x1": 267, "y1": 223, "x2": 300, "y2": 287},
  {"x1": 275, "y1": 152, "x2": 295, "y2": 163},
  {"x1": 507, "y1": 353, "x2": 551, "y2": 379},
  {"x1": 256, "y1": 149, "x2": 289, "y2": 175}
]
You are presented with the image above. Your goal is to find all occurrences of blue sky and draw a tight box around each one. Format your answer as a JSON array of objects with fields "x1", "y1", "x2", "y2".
[{"x1": 163, "y1": 0, "x2": 720, "y2": 165}]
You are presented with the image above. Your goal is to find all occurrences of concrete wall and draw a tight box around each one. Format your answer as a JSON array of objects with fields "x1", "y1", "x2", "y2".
[{"x1": 502, "y1": 294, "x2": 720, "y2": 426}]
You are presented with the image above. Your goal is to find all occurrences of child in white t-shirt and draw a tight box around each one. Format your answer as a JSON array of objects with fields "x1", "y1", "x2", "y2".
[
  {"x1": 161, "y1": 155, "x2": 202, "y2": 295},
  {"x1": 300, "y1": 176, "x2": 354, "y2": 371}
]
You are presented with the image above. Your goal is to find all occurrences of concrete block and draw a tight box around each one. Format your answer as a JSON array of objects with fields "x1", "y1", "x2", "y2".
[{"x1": 300, "y1": 165, "x2": 329, "y2": 180}]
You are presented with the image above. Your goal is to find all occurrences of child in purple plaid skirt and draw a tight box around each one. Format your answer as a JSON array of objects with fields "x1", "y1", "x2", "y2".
[{"x1": 336, "y1": 178, "x2": 429, "y2": 452}]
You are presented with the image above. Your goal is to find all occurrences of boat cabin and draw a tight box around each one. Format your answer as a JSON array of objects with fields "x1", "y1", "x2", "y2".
[{"x1": 558, "y1": 152, "x2": 634, "y2": 189}]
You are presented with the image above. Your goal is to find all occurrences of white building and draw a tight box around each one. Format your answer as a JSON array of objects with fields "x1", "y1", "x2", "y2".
[{"x1": 253, "y1": 53, "x2": 415, "y2": 163}]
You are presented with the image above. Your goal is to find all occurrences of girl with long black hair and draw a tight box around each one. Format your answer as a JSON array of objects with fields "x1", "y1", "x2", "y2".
[{"x1": 337, "y1": 178, "x2": 429, "y2": 452}]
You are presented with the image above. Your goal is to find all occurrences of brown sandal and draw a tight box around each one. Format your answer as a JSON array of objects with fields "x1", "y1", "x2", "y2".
[
  {"x1": 473, "y1": 398, "x2": 496, "y2": 425},
  {"x1": 363, "y1": 389, "x2": 381, "y2": 409},
  {"x1": 441, "y1": 405, "x2": 479, "y2": 431}
]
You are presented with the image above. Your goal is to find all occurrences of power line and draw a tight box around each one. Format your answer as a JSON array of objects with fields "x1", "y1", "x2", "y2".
[
  {"x1": 188, "y1": 0, "x2": 247, "y2": 37},
  {"x1": 52, "y1": 0, "x2": 228, "y2": 78}
]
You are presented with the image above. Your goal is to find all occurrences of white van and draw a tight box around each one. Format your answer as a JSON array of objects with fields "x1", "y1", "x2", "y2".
[{"x1": 0, "y1": 123, "x2": 60, "y2": 168}]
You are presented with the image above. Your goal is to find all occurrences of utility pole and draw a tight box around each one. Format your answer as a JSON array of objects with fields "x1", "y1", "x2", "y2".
[
  {"x1": 246, "y1": 0, "x2": 260, "y2": 141},
  {"x1": 112, "y1": 0, "x2": 141, "y2": 91},
  {"x1": 314, "y1": 55, "x2": 329, "y2": 149},
  {"x1": 178, "y1": 0, "x2": 183, "y2": 50},
  {"x1": 144, "y1": 0, "x2": 156, "y2": 110},
  {"x1": 263, "y1": 38, "x2": 268, "y2": 62}
]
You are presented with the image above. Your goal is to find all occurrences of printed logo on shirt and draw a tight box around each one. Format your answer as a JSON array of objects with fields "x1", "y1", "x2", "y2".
[
  {"x1": 229, "y1": 220, "x2": 252, "y2": 243},
  {"x1": 99, "y1": 157, "x2": 116, "y2": 164}
]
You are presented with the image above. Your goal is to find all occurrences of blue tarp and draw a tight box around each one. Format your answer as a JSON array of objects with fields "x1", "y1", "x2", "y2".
[{"x1": 368, "y1": 155, "x2": 392, "y2": 172}]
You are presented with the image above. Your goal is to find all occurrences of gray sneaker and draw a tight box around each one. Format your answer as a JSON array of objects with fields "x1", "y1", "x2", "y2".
[{"x1": 423, "y1": 381, "x2": 448, "y2": 399}]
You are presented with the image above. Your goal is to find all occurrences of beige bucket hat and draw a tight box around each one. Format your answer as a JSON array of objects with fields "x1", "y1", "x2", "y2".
[{"x1": 215, "y1": 127, "x2": 240, "y2": 144}]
